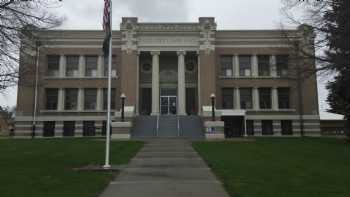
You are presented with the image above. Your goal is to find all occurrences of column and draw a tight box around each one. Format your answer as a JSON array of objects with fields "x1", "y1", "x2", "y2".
[
  {"x1": 151, "y1": 51, "x2": 160, "y2": 115},
  {"x1": 58, "y1": 88, "x2": 64, "y2": 111},
  {"x1": 59, "y1": 55, "x2": 66, "y2": 77},
  {"x1": 234, "y1": 87, "x2": 240, "y2": 109},
  {"x1": 252, "y1": 54, "x2": 258, "y2": 77},
  {"x1": 270, "y1": 55, "x2": 277, "y2": 77},
  {"x1": 97, "y1": 55, "x2": 104, "y2": 77},
  {"x1": 177, "y1": 51, "x2": 186, "y2": 115},
  {"x1": 272, "y1": 87, "x2": 279, "y2": 110},
  {"x1": 253, "y1": 87, "x2": 260, "y2": 110},
  {"x1": 234, "y1": 55, "x2": 239, "y2": 77},
  {"x1": 78, "y1": 88, "x2": 84, "y2": 111},
  {"x1": 78, "y1": 55, "x2": 85, "y2": 77},
  {"x1": 96, "y1": 88, "x2": 103, "y2": 111}
]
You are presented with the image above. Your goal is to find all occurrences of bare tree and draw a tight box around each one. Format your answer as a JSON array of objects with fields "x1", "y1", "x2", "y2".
[{"x1": 0, "y1": 0, "x2": 63, "y2": 90}]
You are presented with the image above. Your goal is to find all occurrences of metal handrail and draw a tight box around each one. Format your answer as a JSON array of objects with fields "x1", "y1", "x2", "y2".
[
  {"x1": 177, "y1": 116, "x2": 181, "y2": 137},
  {"x1": 156, "y1": 115, "x2": 159, "y2": 137}
]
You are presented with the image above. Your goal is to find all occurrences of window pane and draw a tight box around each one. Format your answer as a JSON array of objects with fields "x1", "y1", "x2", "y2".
[
  {"x1": 246, "y1": 120, "x2": 254, "y2": 136},
  {"x1": 84, "y1": 88, "x2": 97, "y2": 110},
  {"x1": 262, "y1": 120, "x2": 273, "y2": 135},
  {"x1": 220, "y1": 56, "x2": 233, "y2": 77},
  {"x1": 103, "y1": 88, "x2": 116, "y2": 110},
  {"x1": 276, "y1": 55, "x2": 289, "y2": 77},
  {"x1": 83, "y1": 121, "x2": 95, "y2": 136},
  {"x1": 64, "y1": 88, "x2": 78, "y2": 110},
  {"x1": 43, "y1": 121, "x2": 55, "y2": 137},
  {"x1": 281, "y1": 120, "x2": 293, "y2": 135},
  {"x1": 240, "y1": 88, "x2": 252, "y2": 109},
  {"x1": 259, "y1": 88, "x2": 272, "y2": 109},
  {"x1": 85, "y1": 56, "x2": 98, "y2": 77},
  {"x1": 222, "y1": 88, "x2": 234, "y2": 109},
  {"x1": 63, "y1": 121, "x2": 75, "y2": 137},
  {"x1": 104, "y1": 55, "x2": 117, "y2": 77},
  {"x1": 66, "y1": 55, "x2": 79, "y2": 77},
  {"x1": 47, "y1": 55, "x2": 59, "y2": 76},
  {"x1": 46, "y1": 88, "x2": 58, "y2": 110},
  {"x1": 239, "y1": 55, "x2": 251, "y2": 76},
  {"x1": 258, "y1": 55, "x2": 270, "y2": 76},
  {"x1": 278, "y1": 88, "x2": 290, "y2": 109}
]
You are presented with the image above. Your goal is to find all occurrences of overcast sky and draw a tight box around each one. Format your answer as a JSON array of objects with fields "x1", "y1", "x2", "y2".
[{"x1": 0, "y1": 0, "x2": 332, "y2": 111}]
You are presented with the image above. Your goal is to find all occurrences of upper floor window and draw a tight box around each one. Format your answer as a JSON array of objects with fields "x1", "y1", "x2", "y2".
[
  {"x1": 84, "y1": 88, "x2": 97, "y2": 110},
  {"x1": 276, "y1": 55, "x2": 289, "y2": 77},
  {"x1": 240, "y1": 88, "x2": 252, "y2": 109},
  {"x1": 239, "y1": 55, "x2": 251, "y2": 77},
  {"x1": 222, "y1": 88, "x2": 234, "y2": 109},
  {"x1": 104, "y1": 55, "x2": 117, "y2": 77},
  {"x1": 103, "y1": 88, "x2": 116, "y2": 110},
  {"x1": 220, "y1": 56, "x2": 233, "y2": 77},
  {"x1": 64, "y1": 88, "x2": 78, "y2": 110},
  {"x1": 85, "y1": 56, "x2": 98, "y2": 77},
  {"x1": 47, "y1": 55, "x2": 59, "y2": 76},
  {"x1": 258, "y1": 55, "x2": 270, "y2": 76},
  {"x1": 45, "y1": 88, "x2": 58, "y2": 110},
  {"x1": 66, "y1": 55, "x2": 79, "y2": 77},
  {"x1": 278, "y1": 88, "x2": 290, "y2": 109},
  {"x1": 259, "y1": 88, "x2": 272, "y2": 109}
]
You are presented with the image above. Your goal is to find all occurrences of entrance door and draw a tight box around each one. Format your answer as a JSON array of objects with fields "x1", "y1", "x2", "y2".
[{"x1": 160, "y1": 96, "x2": 177, "y2": 115}]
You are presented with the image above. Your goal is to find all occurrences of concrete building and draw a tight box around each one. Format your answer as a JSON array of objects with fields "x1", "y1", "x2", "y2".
[{"x1": 15, "y1": 17, "x2": 320, "y2": 138}]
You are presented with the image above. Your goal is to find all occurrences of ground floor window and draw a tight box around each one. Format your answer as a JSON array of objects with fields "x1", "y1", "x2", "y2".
[
  {"x1": 83, "y1": 121, "x2": 95, "y2": 136},
  {"x1": 101, "y1": 121, "x2": 112, "y2": 136},
  {"x1": 246, "y1": 120, "x2": 254, "y2": 136},
  {"x1": 262, "y1": 120, "x2": 273, "y2": 135},
  {"x1": 63, "y1": 121, "x2": 75, "y2": 137},
  {"x1": 281, "y1": 120, "x2": 293, "y2": 135},
  {"x1": 43, "y1": 121, "x2": 55, "y2": 137}
]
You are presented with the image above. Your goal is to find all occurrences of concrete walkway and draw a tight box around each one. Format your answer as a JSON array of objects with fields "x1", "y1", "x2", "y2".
[{"x1": 100, "y1": 139, "x2": 230, "y2": 197}]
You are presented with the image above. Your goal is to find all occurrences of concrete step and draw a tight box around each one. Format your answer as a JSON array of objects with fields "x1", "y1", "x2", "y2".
[
  {"x1": 128, "y1": 158, "x2": 208, "y2": 168},
  {"x1": 136, "y1": 151, "x2": 200, "y2": 158},
  {"x1": 140, "y1": 147, "x2": 195, "y2": 153}
]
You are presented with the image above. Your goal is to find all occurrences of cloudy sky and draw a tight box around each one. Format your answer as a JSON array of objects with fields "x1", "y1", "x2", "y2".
[{"x1": 0, "y1": 0, "x2": 332, "y2": 111}]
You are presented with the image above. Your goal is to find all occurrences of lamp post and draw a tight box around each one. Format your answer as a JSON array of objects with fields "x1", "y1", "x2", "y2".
[
  {"x1": 120, "y1": 93, "x2": 126, "y2": 122},
  {"x1": 210, "y1": 93, "x2": 216, "y2": 121}
]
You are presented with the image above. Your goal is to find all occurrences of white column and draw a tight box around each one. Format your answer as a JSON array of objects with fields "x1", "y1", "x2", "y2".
[
  {"x1": 270, "y1": 55, "x2": 277, "y2": 77},
  {"x1": 234, "y1": 87, "x2": 240, "y2": 109},
  {"x1": 253, "y1": 87, "x2": 260, "y2": 110},
  {"x1": 78, "y1": 88, "x2": 84, "y2": 111},
  {"x1": 58, "y1": 88, "x2": 65, "y2": 111},
  {"x1": 272, "y1": 87, "x2": 279, "y2": 110},
  {"x1": 177, "y1": 51, "x2": 186, "y2": 115},
  {"x1": 79, "y1": 55, "x2": 85, "y2": 77},
  {"x1": 151, "y1": 51, "x2": 160, "y2": 115},
  {"x1": 234, "y1": 55, "x2": 239, "y2": 77},
  {"x1": 97, "y1": 88, "x2": 103, "y2": 111},
  {"x1": 97, "y1": 55, "x2": 104, "y2": 77},
  {"x1": 252, "y1": 54, "x2": 258, "y2": 77},
  {"x1": 59, "y1": 55, "x2": 66, "y2": 77}
]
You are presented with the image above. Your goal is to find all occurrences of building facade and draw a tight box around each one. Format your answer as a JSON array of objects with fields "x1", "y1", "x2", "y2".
[{"x1": 15, "y1": 17, "x2": 320, "y2": 138}]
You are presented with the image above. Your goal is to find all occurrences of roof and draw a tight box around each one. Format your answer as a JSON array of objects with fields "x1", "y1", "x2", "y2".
[{"x1": 320, "y1": 112, "x2": 344, "y2": 121}]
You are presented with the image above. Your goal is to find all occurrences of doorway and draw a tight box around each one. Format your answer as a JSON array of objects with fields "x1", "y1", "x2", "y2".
[{"x1": 160, "y1": 96, "x2": 177, "y2": 115}]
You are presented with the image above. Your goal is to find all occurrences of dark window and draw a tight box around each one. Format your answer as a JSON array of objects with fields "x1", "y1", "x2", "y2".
[
  {"x1": 258, "y1": 55, "x2": 270, "y2": 76},
  {"x1": 84, "y1": 88, "x2": 97, "y2": 110},
  {"x1": 66, "y1": 55, "x2": 79, "y2": 77},
  {"x1": 83, "y1": 121, "x2": 96, "y2": 136},
  {"x1": 43, "y1": 121, "x2": 55, "y2": 137},
  {"x1": 262, "y1": 120, "x2": 273, "y2": 135},
  {"x1": 65, "y1": 88, "x2": 78, "y2": 110},
  {"x1": 47, "y1": 55, "x2": 60, "y2": 76},
  {"x1": 63, "y1": 121, "x2": 75, "y2": 137},
  {"x1": 239, "y1": 55, "x2": 251, "y2": 76},
  {"x1": 276, "y1": 55, "x2": 289, "y2": 77},
  {"x1": 278, "y1": 88, "x2": 290, "y2": 109},
  {"x1": 240, "y1": 88, "x2": 252, "y2": 109},
  {"x1": 220, "y1": 56, "x2": 233, "y2": 77},
  {"x1": 246, "y1": 120, "x2": 254, "y2": 136},
  {"x1": 281, "y1": 120, "x2": 293, "y2": 135},
  {"x1": 85, "y1": 56, "x2": 98, "y2": 77},
  {"x1": 222, "y1": 88, "x2": 234, "y2": 109},
  {"x1": 46, "y1": 88, "x2": 58, "y2": 110},
  {"x1": 101, "y1": 121, "x2": 112, "y2": 136},
  {"x1": 103, "y1": 88, "x2": 116, "y2": 110},
  {"x1": 104, "y1": 55, "x2": 117, "y2": 77},
  {"x1": 259, "y1": 88, "x2": 272, "y2": 109}
]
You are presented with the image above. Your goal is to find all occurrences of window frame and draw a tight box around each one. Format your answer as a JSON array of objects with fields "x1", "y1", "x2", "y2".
[
  {"x1": 222, "y1": 88, "x2": 234, "y2": 109},
  {"x1": 259, "y1": 88, "x2": 272, "y2": 109},
  {"x1": 64, "y1": 88, "x2": 78, "y2": 110},
  {"x1": 65, "y1": 55, "x2": 79, "y2": 77},
  {"x1": 258, "y1": 55, "x2": 270, "y2": 76},
  {"x1": 47, "y1": 55, "x2": 60, "y2": 77},
  {"x1": 45, "y1": 88, "x2": 59, "y2": 110},
  {"x1": 84, "y1": 88, "x2": 97, "y2": 110},
  {"x1": 220, "y1": 56, "x2": 233, "y2": 77},
  {"x1": 85, "y1": 55, "x2": 98, "y2": 77},
  {"x1": 278, "y1": 88, "x2": 290, "y2": 109},
  {"x1": 240, "y1": 88, "x2": 253, "y2": 109},
  {"x1": 239, "y1": 55, "x2": 252, "y2": 77},
  {"x1": 276, "y1": 55, "x2": 289, "y2": 77}
]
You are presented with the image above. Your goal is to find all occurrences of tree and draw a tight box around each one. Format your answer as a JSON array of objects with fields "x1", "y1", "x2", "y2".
[{"x1": 0, "y1": 0, "x2": 63, "y2": 90}]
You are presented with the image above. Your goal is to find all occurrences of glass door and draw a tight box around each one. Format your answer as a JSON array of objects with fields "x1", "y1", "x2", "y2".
[{"x1": 160, "y1": 96, "x2": 177, "y2": 115}]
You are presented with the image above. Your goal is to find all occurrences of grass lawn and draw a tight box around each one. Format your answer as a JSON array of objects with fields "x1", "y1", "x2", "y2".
[
  {"x1": 193, "y1": 138, "x2": 350, "y2": 197},
  {"x1": 0, "y1": 138, "x2": 143, "y2": 197}
]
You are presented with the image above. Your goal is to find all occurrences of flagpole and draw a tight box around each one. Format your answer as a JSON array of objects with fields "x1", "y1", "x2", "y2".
[{"x1": 104, "y1": 0, "x2": 112, "y2": 169}]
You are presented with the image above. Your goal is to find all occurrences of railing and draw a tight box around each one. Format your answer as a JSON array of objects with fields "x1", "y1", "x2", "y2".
[
  {"x1": 177, "y1": 116, "x2": 181, "y2": 137},
  {"x1": 156, "y1": 115, "x2": 159, "y2": 137}
]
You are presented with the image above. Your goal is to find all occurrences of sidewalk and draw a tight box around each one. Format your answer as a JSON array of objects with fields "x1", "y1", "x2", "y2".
[{"x1": 100, "y1": 139, "x2": 230, "y2": 197}]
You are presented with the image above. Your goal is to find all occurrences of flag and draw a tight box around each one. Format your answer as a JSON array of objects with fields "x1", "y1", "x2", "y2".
[{"x1": 103, "y1": 0, "x2": 111, "y2": 56}]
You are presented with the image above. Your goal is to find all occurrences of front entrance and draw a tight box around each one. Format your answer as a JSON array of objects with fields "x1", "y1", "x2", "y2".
[{"x1": 160, "y1": 96, "x2": 177, "y2": 115}]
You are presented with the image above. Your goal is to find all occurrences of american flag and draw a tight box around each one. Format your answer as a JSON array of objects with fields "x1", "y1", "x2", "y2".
[{"x1": 103, "y1": 0, "x2": 111, "y2": 56}]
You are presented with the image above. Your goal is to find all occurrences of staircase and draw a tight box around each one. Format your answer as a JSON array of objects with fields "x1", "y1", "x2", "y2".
[{"x1": 158, "y1": 116, "x2": 179, "y2": 137}]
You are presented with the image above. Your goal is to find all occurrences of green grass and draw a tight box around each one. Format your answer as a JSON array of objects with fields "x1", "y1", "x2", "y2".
[
  {"x1": 0, "y1": 138, "x2": 143, "y2": 197},
  {"x1": 193, "y1": 138, "x2": 350, "y2": 197}
]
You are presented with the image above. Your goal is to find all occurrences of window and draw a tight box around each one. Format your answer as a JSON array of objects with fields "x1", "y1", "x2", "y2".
[
  {"x1": 104, "y1": 55, "x2": 117, "y2": 77},
  {"x1": 276, "y1": 55, "x2": 289, "y2": 77},
  {"x1": 239, "y1": 55, "x2": 251, "y2": 76},
  {"x1": 220, "y1": 56, "x2": 233, "y2": 77},
  {"x1": 262, "y1": 120, "x2": 273, "y2": 135},
  {"x1": 43, "y1": 121, "x2": 55, "y2": 137},
  {"x1": 103, "y1": 88, "x2": 116, "y2": 110},
  {"x1": 240, "y1": 88, "x2": 252, "y2": 109},
  {"x1": 259, "y1": 88, "x2": 272, "y2": 109},
  {"x1": 83, "y1": 121, "x2": 95, "y2": 136},
  {"x1": 281, "y1": 120, "x2": 293, "y2": 135},
  {"x1": 64, "y1": 88, "x2": 78, "y2": 110},
  {"x1": 66, "y1": 55, "x2": 79, "y2": 77},
  {"x1": 222, "y1": 88, "x2": 234, "y2": 109},
  {"x1": 85, "y1": 56, "x2": 98, "y2": 77},
  {"x1": 63, "y1": 121, "x2": 75, "y2": 137},
  {"x1": 258, "y1": 55, "x2": 270, "y2": 76},
  {"x1": 45, "y1": 89, "x2": 58, "y2": 110},
  {"x1": 278, "y1": 88, "x2": 290, "y2": 109},
  {"x1": 101, "y1": 121, "x2": 112, "y2": 136},
  {"x1": 84, "y1": 88, "x2": 97, "y2": 110},
  {"x1": 246, "y1": 120, "x2": 254, "y2": 136},
  {"x1": 47, "y1": 55, "x2": 60, "y2": 76}
]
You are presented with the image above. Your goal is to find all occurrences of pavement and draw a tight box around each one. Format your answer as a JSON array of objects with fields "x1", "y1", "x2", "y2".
[{"x1": 99, "y1": 139, "x2": 230, "y2": 197}]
